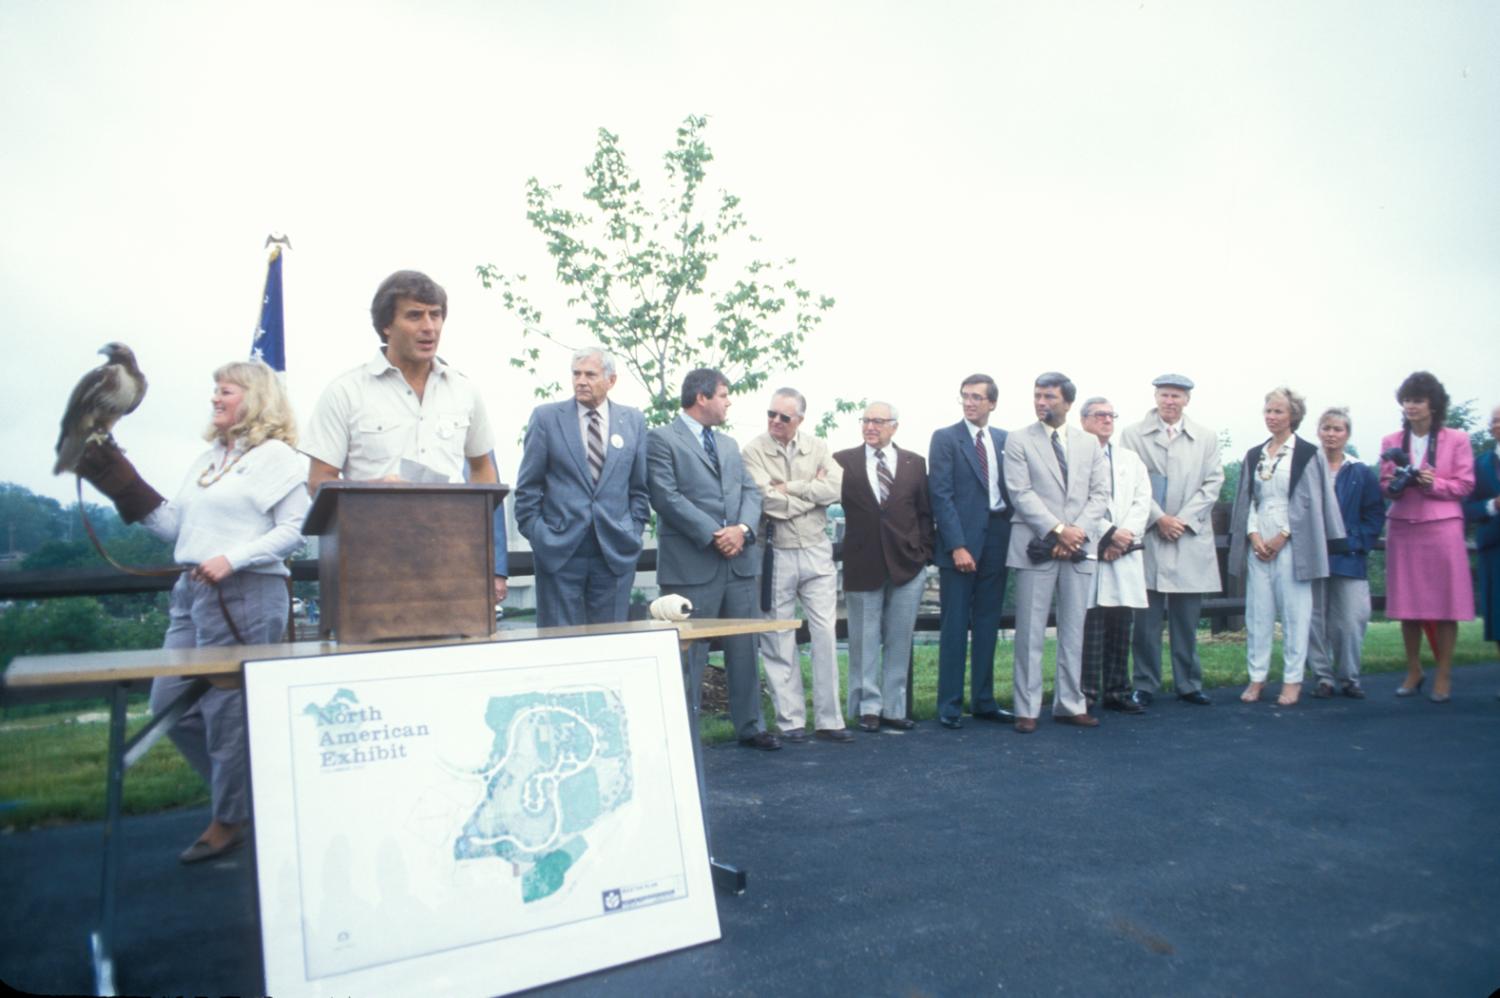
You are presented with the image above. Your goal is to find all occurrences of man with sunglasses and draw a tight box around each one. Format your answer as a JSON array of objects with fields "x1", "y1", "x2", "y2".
[
  {"x1": 744, "y1": 388, "x2": 852, "y2": 743},
  {"x1": 928, "y1": 374, "x2": 1015, "y2": 728}
]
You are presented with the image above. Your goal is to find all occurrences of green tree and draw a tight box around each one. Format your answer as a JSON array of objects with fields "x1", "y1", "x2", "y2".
[
  {"x1": 0, "y1": 597, "x2": 168, "y2": 671},
  {"x1": 477, "y1": 115, "x2": 853, "y2": 430},
  {"x1": 1446, "y1": 398, "x2": 1494, "y2": 456}
]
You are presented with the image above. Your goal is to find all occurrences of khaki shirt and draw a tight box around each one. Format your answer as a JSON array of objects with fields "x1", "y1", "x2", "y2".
[
  {"x1": 302, "y1": 351, "x2": 495, "y2": 482},
  {"x1": 743, "y1": 430, "x2": 843, "y2": 549}
]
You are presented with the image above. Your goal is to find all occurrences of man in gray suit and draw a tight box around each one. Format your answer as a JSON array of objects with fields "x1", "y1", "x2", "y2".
[
  {"x1": 514, "y1": 348, "x2": 650, "y2": 627},
  {"x1": 648, "y1": 368, "x2": 779, "y2": 751},
  {"x1": 1119, "y1": 374, "x2": 1224, "y2": 706},
  {"x1": 1004, "y1": 372, "x2": 1111, "y2": 733}
]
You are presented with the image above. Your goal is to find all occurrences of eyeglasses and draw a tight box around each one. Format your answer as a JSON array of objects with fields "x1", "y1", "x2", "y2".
[
  {"x1": 859, "y1": 417, "x2": 895, "y2": 426},
  {"x1": 959, "y1": 392, "x2": 990, "y2": 404},
  {"x1": 766, "y1": 410, "x2": 797, "y2": 424},
  {"x1": 1086, "y1": 411, "x2": 1118, "y2": 420}
]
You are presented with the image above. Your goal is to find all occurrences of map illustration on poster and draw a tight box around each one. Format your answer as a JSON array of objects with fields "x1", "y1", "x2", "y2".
[{"x1": 245, "y1": 630, "x2": 719, "y2": 998}]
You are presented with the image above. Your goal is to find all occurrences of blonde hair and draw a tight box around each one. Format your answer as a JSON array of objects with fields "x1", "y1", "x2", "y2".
[
  {"x1": 1265, "y1": 385, "x2": 1307, "y2": 431},
  {"x1": 205, "y1": 360, "x2": 298, "y2": 448}
]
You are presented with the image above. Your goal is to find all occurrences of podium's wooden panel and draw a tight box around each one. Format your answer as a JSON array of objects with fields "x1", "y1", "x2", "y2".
[{"x1": 306, "y1": 483, "x2": 507, "y2": 644}]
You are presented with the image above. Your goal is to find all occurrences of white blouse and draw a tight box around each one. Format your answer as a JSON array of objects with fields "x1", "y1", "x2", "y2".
[
  {"x1": 1249, "y1": 438, "x2": 1294, "y2": 538},
  {"x1": 144, "y1": 438, "x2": 310, "y2": 576}
]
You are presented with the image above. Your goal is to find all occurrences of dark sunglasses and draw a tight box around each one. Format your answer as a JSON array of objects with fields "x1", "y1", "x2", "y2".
[{"x1": 766, "y1": 411, "x2": 796, "y2": 423}]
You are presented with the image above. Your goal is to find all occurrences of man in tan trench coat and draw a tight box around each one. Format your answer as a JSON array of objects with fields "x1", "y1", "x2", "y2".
[{"x1": 1119, "y1": 374, "x2": 1224, "y2": 705}]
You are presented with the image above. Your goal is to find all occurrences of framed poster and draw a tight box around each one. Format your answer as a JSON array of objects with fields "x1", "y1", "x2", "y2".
[{"x1": 243, "y1": 629, "x2": 720, "y2": 997}]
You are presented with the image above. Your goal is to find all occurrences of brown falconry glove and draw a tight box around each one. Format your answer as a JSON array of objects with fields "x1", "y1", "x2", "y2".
[{"x1": 75, "y1": 439, "x2": 166, "y2": 524}]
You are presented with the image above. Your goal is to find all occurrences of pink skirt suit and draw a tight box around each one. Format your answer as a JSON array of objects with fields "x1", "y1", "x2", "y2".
[{"x1": 1379, "y1": 427, "x2": 1476, "y2": 621}]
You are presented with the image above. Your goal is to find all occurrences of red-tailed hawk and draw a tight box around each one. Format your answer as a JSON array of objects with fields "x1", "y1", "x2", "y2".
[{"x1": 53, "y1": 342, "x2": 148, "y2": 474}]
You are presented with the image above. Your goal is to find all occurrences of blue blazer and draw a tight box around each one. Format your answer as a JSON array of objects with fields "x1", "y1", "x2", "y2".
[
  {"x1": 1464, "y1": 450, "x2": 1500, "y2": 553},
  {"x1": 1329, "y1": 460, "x2": 1386, "y2": 578},
  {"x1": 928, "y1": 420, "x2": 1012, "y2": 569},
  {"x1": 513, "y1": 399, "x2": 650, "y2": 577},
  {"x1": 647, "y1": 418, "x2": 762, "y2": 587}
]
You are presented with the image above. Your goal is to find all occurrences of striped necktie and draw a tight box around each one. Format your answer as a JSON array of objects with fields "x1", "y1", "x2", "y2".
[
  {"x1": 1051, "y1": 429, "x2": 1068, "y2": 485},
  {"x1": 587, "y1": 408, "x2": 605, "y2": 484},
  {"x1": 701, "y1": 426, "x2": 721, "y2": 477},
  {"x1": 875, "y1": 448, "x2": 894, "y2": 505}
]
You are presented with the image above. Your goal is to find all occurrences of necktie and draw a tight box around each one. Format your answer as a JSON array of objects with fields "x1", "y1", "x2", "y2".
[
  {"x1": 975, "y1": 429, "x2": 988, "y2": 489},
  {"x1": 1103, "y1": 443, "x2": 1114, "y2": 520},
  {"x1": 875, "y1": 448, "x2": 893, "y2": 505},
  {"x1": 587, "y1": 409, "x2": 605, "y2": 484},
  {"x1": 701, "y1": 426, "x2": 721, "y2": 477},
  {"x1": 1166, "y1": 424, "x2": 1178, "y2": 443},
  {"x1": 1051, "y1": 429, "x2": 1068, "y2": 485}
]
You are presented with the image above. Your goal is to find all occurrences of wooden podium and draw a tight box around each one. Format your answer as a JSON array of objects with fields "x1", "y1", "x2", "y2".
[{"x1": 303, "y1": 481, "x2": 509, "y2": 643}]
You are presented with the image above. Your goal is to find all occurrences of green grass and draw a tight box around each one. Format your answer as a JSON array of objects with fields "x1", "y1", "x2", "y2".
[
  {"x1": 0, "y1": 698, "x2": 208, "y2": 830},
  {"x1": 1, "y1": 621, "x2": 1493, "y2": 831},
  {"x1": 703, "y1": 619, "x2": 1494, "y2": 743}
]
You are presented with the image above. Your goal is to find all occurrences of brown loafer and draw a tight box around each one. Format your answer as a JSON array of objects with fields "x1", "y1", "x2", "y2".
[
  {"x1": 857, "y1": 714, "x2": 881, "y2": 733},
  {"x1": 1053, "y1": 713, "x2": 1100, "y2": 727},
  {"x1": 815, "y1": 727, "x2": 855, "y2": 743},
  {"x1": 1014, "y1": 717, "x2": 1038, "y2": 734},
  {"x1": 179, "y1": 826, "x2": 248, "y2": 865},
  {"x1": 879, "y1": 716, "x2": 917, "y2": 730}
]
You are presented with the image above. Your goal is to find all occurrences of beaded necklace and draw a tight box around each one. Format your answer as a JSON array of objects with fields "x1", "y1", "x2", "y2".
[
  {"x1": 1256, "y1": 438, "x2": 1291, "y2": 482},
  {"x1": 197, "y1": 441, "x2": 246, "y2": 487}
]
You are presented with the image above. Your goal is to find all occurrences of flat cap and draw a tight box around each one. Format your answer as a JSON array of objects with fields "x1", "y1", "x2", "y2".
[{"x1": 1152, "y1": 373, "x2": 1195, "y2": 390}]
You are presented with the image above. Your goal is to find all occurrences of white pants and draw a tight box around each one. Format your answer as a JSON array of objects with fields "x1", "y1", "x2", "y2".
[
  {"x1": 1245, "y1": 551, "x2": 1313, "y2": 684},
  {"x1": 759, "y1": 542, "x2": 844, "y2": 732}
]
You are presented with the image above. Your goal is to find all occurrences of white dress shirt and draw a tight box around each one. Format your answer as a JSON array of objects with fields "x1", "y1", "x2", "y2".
[
  {"x1": 577, "y1": 399, "x2": 610, "y2": 451},
  {"x1": 865, "y1": 441, "x2": 899, "y2": 500},
  {"x1": 965, "y1": 420, "x2": 1005, "y2": 512}
]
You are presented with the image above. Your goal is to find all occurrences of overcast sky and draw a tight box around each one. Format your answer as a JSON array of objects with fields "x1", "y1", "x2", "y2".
[{"x1": 3, "y1": 0, "x2": 1497, "y2": 512}]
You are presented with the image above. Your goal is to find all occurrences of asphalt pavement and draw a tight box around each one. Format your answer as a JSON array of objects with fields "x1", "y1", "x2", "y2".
[{"x1": 3, "y1": 662, "x2": 1498, "y2": 997}]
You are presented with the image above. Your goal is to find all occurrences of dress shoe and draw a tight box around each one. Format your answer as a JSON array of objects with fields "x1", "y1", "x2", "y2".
[
  {"x1": 857, "y1": 714, "x2": 881, "y2": 733},
  {"x1": 879, "y1": 716, "x2": 917, "y2": 730},
  {"x1": 1394, "y1": 676, "x2": 1425, "y2": 697},
  {"x1": 738, "y1": 731, "x2": 782, "y2": 751},
  {"x1": 815, "y1": 727, "x2": 855, "y2": 743},
  {"x1": 779, "y1": 727, "x2": 809, "y2": 743},
  {"x1": 1103, "y1": 694, "x2": 1145, "y2": 714},
  {"x1": 179, "y1": 826, "x2": 248, "y2": 865},
  {"x1": 971, "y1": 708, "x2": 1016, "y2": 723},
  {"x1": 1342, "y1": 683, "x2": 1366, "y2": 700},
  {"x1": 1013, "y1": 717, "x2": 1037, "y2": 734},
  {"x1": 1053, "y1": 712, "x2": 1100, "y2": 727},
  {"x1": 1312, "y1": 681, "x2": 1336, "y2": 699},
  {"x1": 1178, "y1": 690, "x2": 1212, "y2": 706},
  {"x1": 1428, "y1": 691, "x2": 1452, "y2": 704},
  {"x1": 1133, "y1": 690, "x2": 1154, "y2": 706},
  {"x1": 939, "y1": 716, "x2": 963, "y2": 730}
]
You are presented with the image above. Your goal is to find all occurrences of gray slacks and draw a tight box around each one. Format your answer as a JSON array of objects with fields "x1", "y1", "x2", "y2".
[
  {"x1": 845, "y1": 571, "x2": 925, "y2": 720},
  {"x1": 1307, "y1": 576, "x2": 1371, "y2": 687},
  {"x1": 150, "y1": 571, "x2": 287, "y2": 825},
  {"x1": 1012, "y1": 561, "x2": 1091, "y2": 718},
  {"x1": 534, "y1": 532, "x2": 632, "y2": 627},
  {"x1": 1131, "y1": 589, "x2": 1205, "y2": 695},
  {"x1": 671, "y1": 564, "x2": 764, "y2": 740}
]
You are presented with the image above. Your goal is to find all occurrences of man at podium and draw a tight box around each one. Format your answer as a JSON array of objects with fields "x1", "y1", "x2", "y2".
[{"x1": 303, "y1": 270, "x2": 508, "y2": 600}]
